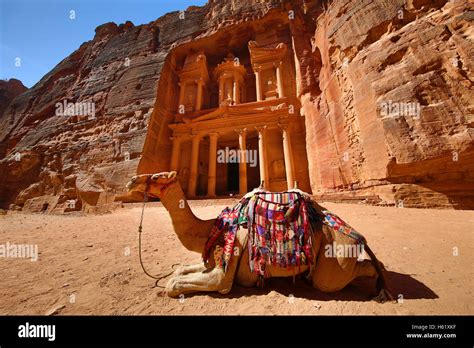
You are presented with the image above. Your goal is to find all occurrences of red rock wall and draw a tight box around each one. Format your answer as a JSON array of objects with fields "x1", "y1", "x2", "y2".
[
  {"x1": 0, "y1": 79, "x2": 27, "y2": 120},
  {"x1": 0, "y1": 20, "x2": 161, "y2": 210}
]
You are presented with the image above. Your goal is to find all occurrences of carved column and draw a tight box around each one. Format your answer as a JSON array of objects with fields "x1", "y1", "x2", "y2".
[
  {"x1": 280, "y1": 124, "x2": 295, "y2": 189},
  {"x1": 218, "y1": 76, "x2": 225, "y2": 105},
  {"x1": 207, "y1": 132, "x2": 219, "y2": 197},
  {"x1": 170, "y1": 135, "x2": 182, "y2": 172},
  {"x1": 233, "y1": 79, "x2": 239, "y2": 105},
  {"x1": 254, "y1": 67, "x2": 262, "y2": 101},
  {"x1": 256, "y1": 125, "x2": 268, "y2": 188},
  {"x1": 275, "y1": 62, "x2": 285, "y2": 98},
  {"x1": 188, "y1": 135, "x2": 200, "y2": 197},
  {"x1": 196, "y1": 79, "x2": 204, "y2": 111},
  {"x1": 178, "y1": 81, "x2": 187, "y2": 108},
  {"x1": 235, "y1": 79, "x2": 242, "y2": 104},
  {"x1": 236, "y1": 128, "x2": 247, "y2": 194}
]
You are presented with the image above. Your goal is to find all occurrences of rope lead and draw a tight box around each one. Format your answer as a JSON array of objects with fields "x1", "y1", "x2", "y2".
[{"x1": 137, "y1": 184, "x2": 178, "y2": 289}]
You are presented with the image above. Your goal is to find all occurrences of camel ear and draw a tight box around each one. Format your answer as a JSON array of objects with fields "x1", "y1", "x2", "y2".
[{"x1": 168, "y1": 171, "x2": 177, "y2": 179}]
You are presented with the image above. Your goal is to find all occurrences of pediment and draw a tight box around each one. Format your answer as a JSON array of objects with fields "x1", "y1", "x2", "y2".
[
  {"x1": 183, "y1": 107, "x2": 228, "y2": 123},
  {"x1": 181, "y1": 102, "x2": 282, "y2": 124}
]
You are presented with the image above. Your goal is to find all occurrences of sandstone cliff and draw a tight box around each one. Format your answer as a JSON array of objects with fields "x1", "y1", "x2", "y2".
[
  {"x1": 300, "y1": 0, "x2": 474, "y2": 208},
  {"x1": 0, "y1": 0, "x2": 472, "y2": 211},
  {"x1": 0, "y1": 79, "x2": 27, "y2": 119}
]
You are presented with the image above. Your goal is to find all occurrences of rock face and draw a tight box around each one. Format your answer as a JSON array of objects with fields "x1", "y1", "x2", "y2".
[
  {"x1": 0, "y1": 20, "x2": 161, "y2": 210},
  {"x1": 299, "y1": 0, "x2": 474, "y2": 208},
  {"x1": 0, "y1": 79, "x2": 27, "y2": 119},
  {"x1": 0, "y1": 0, "x2": 472, "y2": 210}
]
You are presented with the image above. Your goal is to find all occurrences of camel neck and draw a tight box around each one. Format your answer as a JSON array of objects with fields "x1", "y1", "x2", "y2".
[{"x1": 160, "y1": 181, "x2": 213, "y2": 253}]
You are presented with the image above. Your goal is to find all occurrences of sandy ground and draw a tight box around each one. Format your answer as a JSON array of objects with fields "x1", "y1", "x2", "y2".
[{"x1": 0, "y1": 200, "x2": 473, "y2": 315}]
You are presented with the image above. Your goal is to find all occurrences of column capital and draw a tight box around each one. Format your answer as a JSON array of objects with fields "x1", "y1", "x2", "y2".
[
  {"x1": 235, "y1": 128, "x2": 247, "y2": 135},
  {"x1": 189, "y1": 133, "x2": 203, "y2": 142},
  {"x1": 178, "y1": 80, "x2": 189, "y2": 87},
  {"x1": 273, "y1": 61, "x2": 283, "y2": 68},
  {"x1": 169, "y1": 135, "x2": 184, "y2": 143},
  {"x1": 278, "y1": 123, "x2": 291, "y2": 131},
  {"x1": 209, "y1": 132, "x2": 219, "y2": 139},
  {"x1": 253, "y1": 65, "x2": 263, "y2": 73},
  {"x1": 255, "y1": 125, "x2": 268, "y2": 133},
  {"x1": 219, "y1": 73, "x2": 232, "y2": 81}
]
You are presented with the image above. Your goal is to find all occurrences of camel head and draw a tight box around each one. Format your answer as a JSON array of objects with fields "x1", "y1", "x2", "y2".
[{"x1": 126, "y1": 171, "x2": 178, "y2": 199}]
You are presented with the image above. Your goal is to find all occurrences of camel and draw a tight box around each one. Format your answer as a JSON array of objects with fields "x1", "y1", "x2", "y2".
[{"x1": 126, "y1": 171, "x2": 394, "y2": 302}]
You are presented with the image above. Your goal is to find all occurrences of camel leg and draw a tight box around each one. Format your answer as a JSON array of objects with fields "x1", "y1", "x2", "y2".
[
  {"x1": 310, "y1": 224, "x2": 394, "y2": 302},
  {"x1": 353, "y1": 259, "x2": 377, "y2": 278},
  {"x1": 311, "y1": 227, "x2": 361, "y2": 292},
  {"x1": 311, "y1": 253, "x2": 363, "y2": 292},
  {"x1": 364, "y1": 244, "x2": 394, "y2": 302},
  {"x1": 173, "y1": 263, "x2": 206, "y2": 276},
  {"x1": 166, "y1": 230, "x2": 247, "y2": 297},
  {"x1": 165, "y1": 268, "x2": 227, "y2": 297},
  {"x1": 312, "y1": 244, "x2": 394, "y2": 302},
  {"x1": 234, "y1": 247, "x2": 259, "y2": 287}
]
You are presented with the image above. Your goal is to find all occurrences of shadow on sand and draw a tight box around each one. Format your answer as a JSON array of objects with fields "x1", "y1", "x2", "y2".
[{"x1": 189, "y1": 270, "x2": 439, "y2": 302}]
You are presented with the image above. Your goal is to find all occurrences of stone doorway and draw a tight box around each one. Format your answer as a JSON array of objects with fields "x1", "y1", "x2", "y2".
[{"x1": 227, "y1": 162, "x2": 239, "y2": 194}]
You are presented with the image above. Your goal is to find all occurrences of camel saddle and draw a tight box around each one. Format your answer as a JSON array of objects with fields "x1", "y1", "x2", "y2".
[{"x1": 203, "y1": 190, "x2": 365, "y2": 277}]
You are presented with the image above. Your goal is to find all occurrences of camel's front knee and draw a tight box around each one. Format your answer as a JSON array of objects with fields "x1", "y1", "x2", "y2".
[{"x1": 165, "y1": 276, "x2": 182, "y2": 297}]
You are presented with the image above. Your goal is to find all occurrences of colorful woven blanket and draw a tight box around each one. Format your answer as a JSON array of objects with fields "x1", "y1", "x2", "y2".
[
  {"x1": 202, "y1": 190, "x2": 365, "y2": 277},
  {"x1": 320, "y1": 210, "x2": 366, "y2": 244},
  {"x1": 246, "y1": 191, "x2": 314, "y2": 276}
]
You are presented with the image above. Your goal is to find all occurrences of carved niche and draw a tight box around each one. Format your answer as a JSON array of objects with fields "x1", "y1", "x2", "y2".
[{"x1": 177, "y1": 50, "x2": 210, "y2": 113}]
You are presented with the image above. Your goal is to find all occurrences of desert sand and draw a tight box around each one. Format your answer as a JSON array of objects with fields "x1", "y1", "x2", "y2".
[{"x1": 0, "y1": 200, "x2": 472, "y2": 315}]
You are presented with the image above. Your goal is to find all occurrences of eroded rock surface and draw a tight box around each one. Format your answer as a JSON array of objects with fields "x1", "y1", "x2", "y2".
[
  {"x1": 298, "y1": 0, "x2": 474, "y2": 208},
  {"x1": 0, "y1": 78, "x2": 27, "y2": 119},
  {"x1": 302, "y1": 0, "x2": 474, "y2": 208}
]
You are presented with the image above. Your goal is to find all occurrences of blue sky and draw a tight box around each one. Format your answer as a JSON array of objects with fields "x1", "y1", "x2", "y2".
[{"x1": 0, "y1": 0, "x2": 207, "y2": 88}]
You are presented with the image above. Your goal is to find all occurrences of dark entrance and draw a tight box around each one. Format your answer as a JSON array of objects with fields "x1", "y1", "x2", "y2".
[{"x1": 227, "y1": 162, "x2": 239, "y2": 193}]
